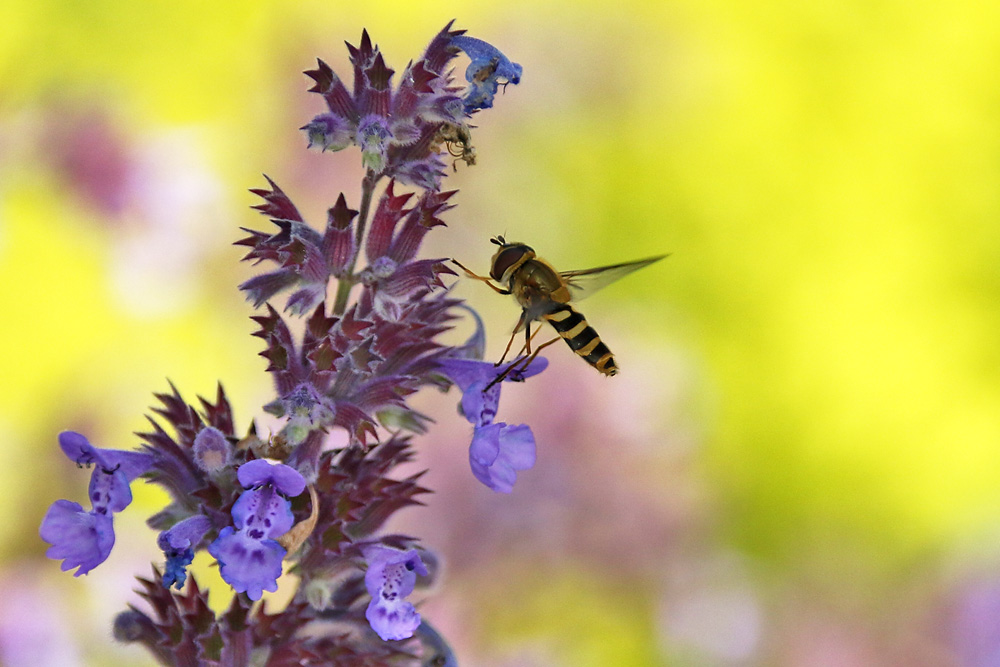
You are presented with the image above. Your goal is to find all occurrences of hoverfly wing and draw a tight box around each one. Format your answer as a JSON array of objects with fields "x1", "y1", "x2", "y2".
[{"x1": 561, "y1": 255, "x2": 667, "y2": 302}]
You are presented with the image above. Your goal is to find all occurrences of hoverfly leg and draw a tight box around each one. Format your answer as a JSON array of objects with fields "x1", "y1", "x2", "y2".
[
  {"x1": 450, "y1": 259, "x2": 511, "y2": 295},
  {"x1": 485, "y1": 336, "x2": 561, "y2": 391},
  {"x1": 524, "y1": 320, "x2": 543, "y2": 354},
  {"x1": 496, "y1": 312, "x2": 526, "y2": 367},
  {"x1": 521, "y1": 336, "x2": 561, "y2": 367}
]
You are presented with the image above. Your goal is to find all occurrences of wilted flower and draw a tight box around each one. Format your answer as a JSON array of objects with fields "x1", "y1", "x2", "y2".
[
  {"x1": 157, "y1": 514, "x2": 212, "y2": 589},
  {"x1": 302, "y1": 112, "x2": 353, "y2": 152},
  {"x1": 451, "y1": 35, "x2": 523, "y2": 113}
]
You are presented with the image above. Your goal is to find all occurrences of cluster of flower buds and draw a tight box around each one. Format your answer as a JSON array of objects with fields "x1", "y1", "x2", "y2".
[
  {"x1": 40, "y1": 22, "x2": 543, "y2": 664},
  {"x1": 301, "y1": 21, "x2": 521, "y2": 190}
]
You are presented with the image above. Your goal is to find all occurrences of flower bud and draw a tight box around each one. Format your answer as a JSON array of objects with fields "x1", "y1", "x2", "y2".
[
  {"x1": 301, "y1": 113, "x2": 352, "y2": 152},
  {"x1": 192, "y1": 426, "x2": 232, "y2": 473}
]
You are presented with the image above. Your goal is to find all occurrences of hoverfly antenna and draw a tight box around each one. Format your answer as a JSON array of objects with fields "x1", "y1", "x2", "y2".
[{"x1": 490, "y1": 235, "x2": 505, "y2": 246}]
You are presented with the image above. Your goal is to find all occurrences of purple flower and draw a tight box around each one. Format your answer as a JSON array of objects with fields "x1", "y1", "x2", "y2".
[
  {"x1": 299, "y1": 24, "x2": 521, "y2": 189},
  {"x1": 363, "y1": 545, "x2": 428, "y2": 641},
  {"x1": 157, "y1": 514, "x2": 212, "y2": 590},
  {"x1": 438, "y1": 357, "x2": 545, "y2": 492},
  {"x1": 450, "y1": 35, "x2": 523, "y2": 113},
  {"x1": 39, "y1": 431, "x2": 153, "y2": 575},
  {"x1": 39, "y1": 500, "x2": 115, "y2": 576},
  {"x1": 237, "y1": 458, "x2": 307, "y2": 496},
  {"x1": 208, "y1": 460, "x2": 305, "y2": 600},
  {"x1": 440, "y1": 356, "x2": 547, "y2": 427},
  {"x1": 300, "y1": 25, "x2": 465, "y2": 187},
  {"x1": 469, "y1": 423, "x2": 536, "y2": 494},
  {"x1": 57, "y1": 430, "x2": 154, "y2": 512}
]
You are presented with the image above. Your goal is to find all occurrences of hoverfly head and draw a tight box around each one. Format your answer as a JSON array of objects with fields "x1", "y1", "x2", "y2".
[{"x1": 489, "y1": 239, "x2": 535, "y2": 282}]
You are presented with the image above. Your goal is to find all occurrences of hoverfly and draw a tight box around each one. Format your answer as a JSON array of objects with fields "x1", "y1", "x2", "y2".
[{"x1": 453, "y1": 236, "x2": 665, "y2": 383}]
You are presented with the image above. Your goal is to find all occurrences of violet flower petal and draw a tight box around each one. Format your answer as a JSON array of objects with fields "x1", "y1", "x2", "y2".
[
  {"x1": 469, "y1": 423, "x2": 536, "y2": 493},
  {"x1": 438, "y1": 356, "x2": 547, "y2": 393},
  {"x1": 363, "y1": 546, "x2": 428, "y2": 641},
  {"x1": 439, "y1": 357, "x2": 548, "y2": 426},
  {"x1": 97, "y1": 448, "x2": 155, "y2": 482},
  {"x1": 39, "y1": 500, "x2": 115, "y2": 576},
  {"x1": 230, "y1": 486, "x2": 295, "y2": 539},
  {"x1": 88, "y1": 465, "x2": 133, "y2": 514},
  {"x1": 450, "y1": 35, "x2": 522, "y2": 112},
  {"x1": 450, "y1": 35, "x2": 522, "y2": 85},
  {"x1": 57, "y1": 431, "x2": 153, "y2": 481},
  {"x1": 459, "y1": 379, "x2": 500, "y2": 426},
  {"x1": 236, "y1": 459, "x2": 306, "y2": 497},
  {"x1": 57, "y1": 431, "x2": 97, "y2": 464},
  {"x1": 208, "y1": 528, "x2": 285, "y2": 601}
]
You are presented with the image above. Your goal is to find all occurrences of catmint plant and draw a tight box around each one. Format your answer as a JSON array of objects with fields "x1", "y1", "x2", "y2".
[{"x1": 38, "y1": 22, "x2": 538, "y2": 665}]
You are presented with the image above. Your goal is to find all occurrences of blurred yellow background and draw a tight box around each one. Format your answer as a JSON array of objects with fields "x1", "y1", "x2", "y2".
[{"x1": 2, "y1": 0, "x2": 1000, "y2": 665}]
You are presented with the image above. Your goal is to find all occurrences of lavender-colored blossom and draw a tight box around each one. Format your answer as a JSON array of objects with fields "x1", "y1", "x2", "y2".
[
  {"x1": 208, "y1": 460, "x2": 305, "y2": 600},
  {"x1": 157, "y1": 514, "x2": 212, "y2": 589},
  {"x1": 438, "y1": 357, "x2": 546, "y2": 492},
  {"x1": 209, "y1": 529, "x2": 287, "y2": 601},
  {"x1": 363, "y1": 545, "x2": 428, "y2": 641},
  {"x1": 39, "y1": 431, "x2": 153, "y2": 575},
  {"x1": 58, "y1": 430, "x2": 154, "y2": 511},
  {"x1": 39, "y1": 500, "x2": 115, "y2": 576},
  {"x1": 469, "y1": 422, "x2": 536, "y2": 493},
  {"x1": 451, "y1": 35, "x2": 523, "y2": 113},
  {"x1": 237, "y1": 457, "x2": 307, "y2": 496},
  {"x1": 439, "y1": 356, "x2": 547, "y2": 426}
]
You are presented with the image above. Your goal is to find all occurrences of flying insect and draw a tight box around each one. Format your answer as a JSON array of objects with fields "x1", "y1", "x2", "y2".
[{"x1": 452, "y1": 237, "x2": 665, "y2": 381}]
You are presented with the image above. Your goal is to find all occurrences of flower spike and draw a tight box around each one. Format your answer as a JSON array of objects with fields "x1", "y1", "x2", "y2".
[{"x1": 44, "y1": 22, "x2": 534, "y2": 662}]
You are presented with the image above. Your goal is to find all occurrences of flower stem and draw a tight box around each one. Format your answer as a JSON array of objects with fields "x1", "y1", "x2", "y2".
[{"x1": 332, "y1": 171, "x2": 379, "y2": 316}]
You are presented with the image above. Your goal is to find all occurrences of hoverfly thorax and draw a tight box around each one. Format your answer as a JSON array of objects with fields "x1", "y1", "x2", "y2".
[{"x1": 489, "y1": 239, "x2": 535, "y2": 284}]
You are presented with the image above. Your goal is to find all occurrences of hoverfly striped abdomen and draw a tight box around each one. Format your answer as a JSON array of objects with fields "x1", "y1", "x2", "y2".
[{"x1": 543, "y1": 304, "x2": 618, "y2": 376}]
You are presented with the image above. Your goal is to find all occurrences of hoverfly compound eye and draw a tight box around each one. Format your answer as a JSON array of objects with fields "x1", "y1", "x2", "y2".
[{"x1": 490, "y1": 244, "x2": 531, "y2": 281}]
